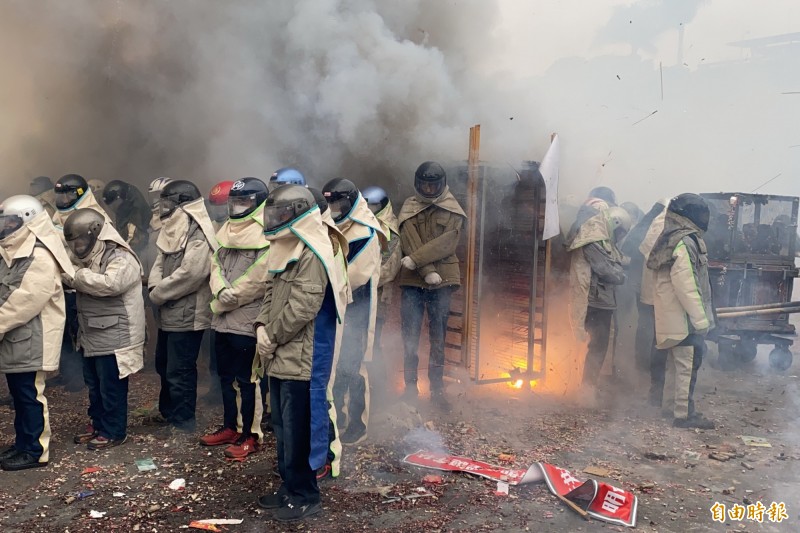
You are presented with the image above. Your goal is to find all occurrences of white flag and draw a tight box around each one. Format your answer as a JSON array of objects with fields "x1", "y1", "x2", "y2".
[{"x1": 540, "y1": 134, "x2": 560, "y2": 240}]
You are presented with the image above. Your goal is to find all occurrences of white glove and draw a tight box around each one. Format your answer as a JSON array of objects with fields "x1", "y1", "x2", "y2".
[
  {"x1": 424, "y1": 272, "x2": 442, "y2": 285},
  {"x1": 401, "y1": 256, "x2": 417, "y2": 270},
  {"x1": 217, "y1": 289, "x2": 237, "y2": 306},
  {"x1": 256, "y1": 326, "x2": 276, "y2": 357}
]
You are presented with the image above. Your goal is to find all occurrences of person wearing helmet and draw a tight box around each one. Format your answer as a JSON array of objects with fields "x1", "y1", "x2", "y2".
[
  {"x1": 307, "y1": 186, "x2": 349, "y2": 481},
  {"x1": 322, "y1": 178, "x2": 385, "y2": 445},
  {"x1": 360, "y1": 185, "x2": 401, "y2": 380},
  {"x1": 565, "y1": 204, "x2": 630, "y2": 402},
  {"x1": 397, "y1": 162, "x2": 467, "y2": 406},
  {"x1": 200, "y1": 178, "x2": 270, "y2": 460},
  {"x1": 269, "y1": 167, "x2": 306, "y2": 191},
  {"x1": 565, "y1": 186, "x2": 618, "y2": 247},
  {"x1": 647, "y1": 193, "x2": 715, "y2": 429},
  {"x1": 254, "y1": 185, "x2": 345, "y2": 522},
  {"x1": 52, "y1": 174, "x2": 111, "y2": 392},
  {"x1": 29, "y1": 176, "x2": 57, "y2": 217},
  {"x1": 102, "y1": 180, "x2": 151, "y2": 255},
  {"x1": 208, "y1": 181, "x2": 235, "y2": 231},
  {"x1": 147, "y1": 177, "x2": 173, "y2": 233},
  {"x1": 0, "y1": 195, "x2": 75, "y2": 470},
  {"x1": 64, "y1": 209, "x2": 145, "y2": 450},
  {"x1": 147, "y1": 180, "x2": 218, "y2": 431}
]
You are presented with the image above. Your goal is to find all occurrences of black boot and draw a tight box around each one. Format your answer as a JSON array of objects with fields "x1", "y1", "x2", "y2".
[{"x1": 1, "y1": 451, "x2": 47, "y2": 471}]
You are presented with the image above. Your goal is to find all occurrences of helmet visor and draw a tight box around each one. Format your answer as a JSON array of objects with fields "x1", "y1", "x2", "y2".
[
  {"x1": 159, "y1": 196, "x2": 180, "y2": 219},
  {"x1": 207, "y1": 203, "x2": 228, "y2": 223},
  {"x1": 328, "y1": 197, "x2": 352, "y2": 223},
  {"x1": 415, "y1": 178, "x2": 444, "y2": 199},
  {"x1": 263, "y1": 203, "x2": 297, "y2": 233},
  {"x1": 228, "y1": 196, "x2": 257, "y2": 219},
  {"x1": 55, "y1": 190, "x2": 79, "y2": 210},
  {"x1": 66, "y1": 232, "x2": 97, "y2": 259},
  {"x1": 0, "y1": 214, "x2": 23, "y2": 241}
]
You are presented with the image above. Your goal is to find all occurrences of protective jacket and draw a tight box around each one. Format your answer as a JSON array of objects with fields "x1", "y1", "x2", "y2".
[
  {"x1": 113, "y1": 185, "x2": 151, "y2": 255},
  {"x1": 336, "y1": 194, "x2": 385, "y2": 362},
  {"x1": 148, "y1": 198, "x2": 217, "y2": 332},
  {"x1": 255, "y1": 206, "x2": 345, "y2": 471},
  {"x1": 647, "y1": 211, "x2": 715, "y2": 349},
  {"x1": 565, "y1": 212, "x2": 625, "y2": 340},
  {"x1": 0, "y1": 211, "x2": 75, "y2": 373},
  {"x1": 374, "y1": 201, "x2": 402, "y2": 289},
  {"x1": 398, "y1": 187, "x2": 466, "y2": 289},
  {"x1": 70, "y1": 223, "x2": 145, "y2": 378},
  {"x1": 210, "y1": 205, "x2": 270, "y2": 337},
  {"x1": 639, "y1": 207, "x2": 668, "y2": 306}
]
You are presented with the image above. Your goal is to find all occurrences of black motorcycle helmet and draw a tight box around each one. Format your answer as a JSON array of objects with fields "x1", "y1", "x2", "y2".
[
  {"x1": 307, "y1": 187, "x2": 329, "y2": 215},
  {"x1": 668, "y1": 193, "x2": 710, "y2": 232},
  {"x1": 54, "y1": 174, "x2": 89, "y2": 210},
  {"x1": 228, "y1": 177, "x2": 269, "y2": 220},
  {"x1": 102, "y1": 180, "x2": 131, "y2": 210},
  {"x1": 322, "y1": 178, "x2": 359, "y2": 223},
  {"x1": 263, "y1": 185, "x2": 316, "y2": 234},
  {"x1": 63, "y1": 208, "x2": 105, "y2": 259},
  {"x1": 361, "y1": 185, "x2": 389, "y2": 214},
  {"x1": 159, "y1": 180, "x2": 201, "y2": 219},
  {"x1": 414, "y1": 162, "x2": 446, "y2": 199},
  {"x1": 30, "y1": 176, "x2": 54, "y2": 197}
]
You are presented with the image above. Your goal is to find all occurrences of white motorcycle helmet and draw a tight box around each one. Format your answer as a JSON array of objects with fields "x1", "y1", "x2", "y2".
[{"x1": 0, "y1": 195, "x2": 44, "y2": 240}]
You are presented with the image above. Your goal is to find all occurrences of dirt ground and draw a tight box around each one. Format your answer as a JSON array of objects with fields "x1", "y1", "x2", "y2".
[{"x1": 0, "y1": 333, "x2": 798, "y2": 533}]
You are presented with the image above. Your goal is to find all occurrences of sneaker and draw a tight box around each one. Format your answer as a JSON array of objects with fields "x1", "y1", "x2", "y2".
[
  {"x1": 1, "y1": 451, "x2": 47, "y2": 471},
  {"x1": 340, "y1": 426, "x2": 367, "y2": 445},
  {"x1": 199, "y1": 427, "x2": 241, "y2": 447},
  {"x1": 224, "y1": 435, "x2": 259, "y2": 459},
  {"x1": 316, "y1": 463, "x2": 332, "y2": 481},
  {"x1": 74, "y1": 424, "x2": 99, "y2": 445},
  {"x1": 0, "y1": 446, "x2": 19, "y2": 462},
  {"x1": 673, "y1": 414, "x2": 715, "y2": 430},
  {"x1": 257, "y1": 491, "x2": 288, "y2": 510},
  {"x1": 276, "y1": 501, "x2": 322, "y2": 522},
  {"x1": 87, "y1": 435, "x2": 128, "y2": 451}
]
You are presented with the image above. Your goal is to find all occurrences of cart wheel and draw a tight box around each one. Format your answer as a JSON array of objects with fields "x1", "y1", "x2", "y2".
[
  {"x1": 768, "y1": 347, "x2": 793, "y2": 372},
  {"x1": 734, "y1": 338, "x2": 758, "y2": 363}
]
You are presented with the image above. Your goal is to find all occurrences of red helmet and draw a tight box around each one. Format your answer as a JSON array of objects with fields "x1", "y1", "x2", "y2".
[{"x1": 209, "y1": 181, "x2": 234, "y2": 206}]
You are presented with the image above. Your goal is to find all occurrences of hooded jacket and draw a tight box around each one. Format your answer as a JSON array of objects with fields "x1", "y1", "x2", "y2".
[
  {"x1": 35, "y1": 190, "x2": 57, "y2": 218},
  {"x1": 620, "y1": 201, "x2": 667, "y2": 295},
  {"x1": 111, "y1": 185, "x2": 151, "y2": 255},
  {"x1": 336, "y1": 194, "x2": 385, "y2": 362},
  {"x1": 148, "y1": 197, "x2": 218, "y2": 332},
  {"x1": 565, "y1": 212, "x2": 625, "y2": 340},
  {"x1": 374, "y1": 201, "x2": 402, "y2": 289},
  {"x1": 639, "y1": 206, "x2": 668, "y2": 306},
  {"x1": 255, "y1": 206, "x2": 344, "y2": 471},
  {"x1": 398, "y1": 187, "x2": 467, "y2": 289},
  {"x1": 210, "y1": 204, "x2": 270, "y2": 337},
  {"x1": 647, "y1": 211, "x2": 715, "y2": 349},
  {"x1": 0, "y1": 211, "x2": 75, "y2": 373},
  {"x1": 69, "y1": 223, "x2": 145, "y2": 378}
]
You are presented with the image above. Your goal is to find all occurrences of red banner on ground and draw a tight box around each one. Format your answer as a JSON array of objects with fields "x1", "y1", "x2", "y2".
[{"x1": 404, "y1": 451, "x2": 637, "y2": 528}]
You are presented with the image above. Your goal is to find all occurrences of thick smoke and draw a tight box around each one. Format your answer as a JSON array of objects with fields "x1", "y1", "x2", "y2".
[{"x1": 0, "y1": 0, "x2": 509, "y2": 200}]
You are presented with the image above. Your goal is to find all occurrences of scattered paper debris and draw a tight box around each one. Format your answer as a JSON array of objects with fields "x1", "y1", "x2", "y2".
[
  {"x1": 81, "y1": 466, "x2": 102, "y2": 476},
  {"x1": 187, "y1": 522, "x2": 221, "y2": 532},
  {"x1": 89, "y1": 510, "x2": 106, "y2": 519},
  {"x1": 495, "y1": 480, "x2": 510, "y2": 496},
  {"x1": 136, "y1": 458, "x2": 157, "y2": 472},
  {"x1": 583, "y1": 466, "x2": 610, "y2": 477},
  {"x1": 77, "y1": 490, "x2": 95, "y2": 500},
  {"x1": 422, "y1": 474, "x2": 443, "y2": 485},
  {"x1": 498, "y1": 453, "x2": 516, "y2": 463},
  {"x1": 195, "y1": 519, "x2": 244, "y2": 525},
  {"x1": 741, "y1": 436, "x2": 771, "y2": 448},
  {"x1": 169, "y1": 478, "x2": 186, "y2": 491},
  {"x1": 112, "y1": 492, "x2": 126, "y2": 498}
]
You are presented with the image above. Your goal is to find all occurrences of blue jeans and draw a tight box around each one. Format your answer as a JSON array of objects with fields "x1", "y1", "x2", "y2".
[
  {"x1": 215, "y1": 332, "x2": 260, "y2": 437},
  {"x1": 82, "y1": 354, "x2": 129, "y2": 440},
  {"x1": 270, "y1": 377, "x2": 319, "y2": 505},
  {"x1": 155, "y1": 329, "x2": 204, "y2": 429},
  {"x1": 401, "y1": 286, "x2": 455, "y2": 389}
]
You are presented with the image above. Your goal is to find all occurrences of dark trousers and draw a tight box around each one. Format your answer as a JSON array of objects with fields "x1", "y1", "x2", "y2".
[
  {"x1": 6, "y1": 371, "x2": 49, "y2": 461},
  {"x1": 582, "y1": 306, "x2": 614, "y2": 385},
  {"x1": 332, "y1": 286, "x2": 370, "y2": 432},
  {"x1": 82, "y1": 354, "x2": 129, "y2": 440},
  {"x1": 59, "y1": 291, "x2": 84, "y2": 388},
  {"x1": 215, "y1": 332, "x2": 260, "y2": 437},
  {"x1": 155, "y1": 329, "x2": 204, "y2": 428},
  {"x1": 401, "y1": 286, "x2": 455, "y2": 389},
  {"x1": 270, "y1": 377, "x2": 319, "y2": 505}
]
